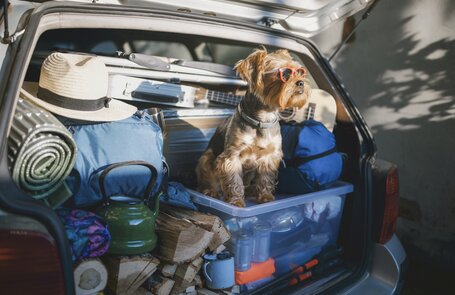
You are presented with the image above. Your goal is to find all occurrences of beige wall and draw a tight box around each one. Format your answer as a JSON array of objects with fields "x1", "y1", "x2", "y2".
[{"x1": 312, "y1": 0, "x2": 455, "y2": 265}]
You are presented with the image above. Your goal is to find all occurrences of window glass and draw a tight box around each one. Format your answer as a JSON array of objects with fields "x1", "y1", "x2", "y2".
[
  {"x1": 90, "y1": 41, "x2": 118, "y2": 54},
  {"x1": 132, "y1": 41, "x2": 193, "y2": 60}
]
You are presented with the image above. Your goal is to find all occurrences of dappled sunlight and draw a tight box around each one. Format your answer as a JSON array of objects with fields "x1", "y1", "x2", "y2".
[
  {"x1": 425, "y1": 48, "x2": 448, "y2": 60},
  {"x1": 335, "y1": 26, "x2": 455, "y2": 132},
  {"x1": 328, "y1": 0, "x2": 455, "y2": 134},
  {"x1": 327, "y1": 0, "x2": 455, "y2": 258},
  {"x1": 368, "y1": 36, "x2": 455, "y2": 132},
  {"x1": 309, "y1": 1, "x2": 455, "y2": 290}
]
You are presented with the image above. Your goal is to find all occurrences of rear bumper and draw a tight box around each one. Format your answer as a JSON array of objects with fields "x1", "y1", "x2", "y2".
[{"x1": 340, "y1": 234, "x2": 407, "y2": 295}]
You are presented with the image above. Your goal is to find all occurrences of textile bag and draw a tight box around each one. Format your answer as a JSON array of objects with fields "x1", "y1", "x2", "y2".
[
  {"x1": 278, "y1": 120, "x2": 343, "y2": 194},
  {"x1": 56, "y1": 208, "x2": 110, "y2": 261},
  {"x1": 65, "y1": 111, "x2": 166, "y2": 208}
]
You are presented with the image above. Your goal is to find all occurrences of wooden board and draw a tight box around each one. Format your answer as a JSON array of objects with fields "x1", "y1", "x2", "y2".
[
  {"x1": 103, "y1": 254, "x2": 159, "y2": 295},
  {"x1": 156, "y1": 212, "x2": 213, "y2": 263},
  {"x1": 174, "y1": 257, "x2": 204, "y2": 284},
  {"x1": 160, "y1": 205, "x2": 231, "y2": 251},
  {"x1": 196, "y1": 288, "x2": 218, "y2": 295},
  {"x1": 159, "y1": 263, "x2": 178, "y2": 278},
  {"x1": 144, "y1": 274, "x2": 175, "y2": 295}
]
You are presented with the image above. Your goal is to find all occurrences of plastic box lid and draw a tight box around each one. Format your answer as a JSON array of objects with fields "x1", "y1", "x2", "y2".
[{"x1": 189, "y1": 181, "x2": 353, "y2": 218}]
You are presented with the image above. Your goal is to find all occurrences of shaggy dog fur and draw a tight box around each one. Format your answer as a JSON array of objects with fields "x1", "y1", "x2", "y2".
[{"x1": 196, "y1": 48, "x2": 310, "y2": 207}]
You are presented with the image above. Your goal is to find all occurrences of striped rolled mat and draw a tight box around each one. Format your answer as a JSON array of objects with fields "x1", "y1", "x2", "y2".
[{"x1": 7, "y1": 96, "x2": 77, "y2": 202}]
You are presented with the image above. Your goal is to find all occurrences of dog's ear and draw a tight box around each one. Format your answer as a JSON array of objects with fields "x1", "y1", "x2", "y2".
[{"x1": 234, "y1": 47, "x2": 267, "y2": 91}]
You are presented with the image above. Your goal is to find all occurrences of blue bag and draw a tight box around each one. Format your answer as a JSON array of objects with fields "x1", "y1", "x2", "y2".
[
  {"x1": 162, "y1": 181, "x2": 197, "y2": 210},
  {"x1": 65, "y1": 112, "x2": 166, "y2": 208},
  {"x1": 278, "y1": 120, "x2": 342, "y2": 194}
]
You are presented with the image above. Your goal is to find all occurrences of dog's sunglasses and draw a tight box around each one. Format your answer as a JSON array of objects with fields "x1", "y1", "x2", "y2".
[{"x1": 263, "y1": 67, "x2": 307, "y2": 83}]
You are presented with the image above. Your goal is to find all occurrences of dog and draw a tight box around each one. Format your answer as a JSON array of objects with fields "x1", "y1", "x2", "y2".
[{"x1": 196, "y1": 48, "x2": 310, "y2": 207}]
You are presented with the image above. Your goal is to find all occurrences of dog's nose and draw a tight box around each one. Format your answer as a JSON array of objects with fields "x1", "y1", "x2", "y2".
[{"x1": 296, "y1": 80, "x2": 305, "y2": 87}]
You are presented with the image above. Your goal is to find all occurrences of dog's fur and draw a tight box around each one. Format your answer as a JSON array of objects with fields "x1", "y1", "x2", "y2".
[{"x1": 196, "y1": 48, "x2": 310, "y2": 207}]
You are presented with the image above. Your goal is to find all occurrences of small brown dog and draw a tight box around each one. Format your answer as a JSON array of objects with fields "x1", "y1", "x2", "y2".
[{"x1": 196, "y1": 48, "x2": 310, "y2": 207}]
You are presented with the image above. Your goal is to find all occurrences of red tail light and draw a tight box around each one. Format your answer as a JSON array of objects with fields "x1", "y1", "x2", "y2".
[
  {"x1": 0, "y1": 229, "x2": 65, "y2": 295},
  {"x1": 378, "y1": 167, "x2": 399, "y2": 244}
]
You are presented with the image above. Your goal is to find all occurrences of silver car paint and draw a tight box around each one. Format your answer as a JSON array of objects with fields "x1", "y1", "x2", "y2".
[{"x1": 0, "y1": 1, "x2": 406, "y2": 294}]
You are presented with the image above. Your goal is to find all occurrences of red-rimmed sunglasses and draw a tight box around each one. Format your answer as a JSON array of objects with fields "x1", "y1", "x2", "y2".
[{"x1": 264, "y1": 67, "x2": 307, "y2": 83}]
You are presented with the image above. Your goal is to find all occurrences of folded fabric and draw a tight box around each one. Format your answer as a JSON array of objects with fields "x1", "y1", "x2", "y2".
[
  {"x1": 8, "y1": 97, "x2": 77, "y2": 200},
  {"x1": 273, "y1": 234, "x2": 330, "y2": 276},
  {"x1": 235, "y1": 258, "x2": 275, "y2": 285},
  {"x1": 303, "y1": 196, "x2": 342, "y2": 222},
  {"x1": 161, "y1": 181, "x2": 197, "y2": 210},
  {"x1": 57, "y1": 209, "x2": 110, "y2": 262},
  {"x1": 274, "y1": 244, "x2": 322, "y2": 277}
]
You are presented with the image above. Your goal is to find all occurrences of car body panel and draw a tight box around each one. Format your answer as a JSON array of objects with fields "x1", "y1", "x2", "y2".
[
  {"x1": 339, "y1": 235, "x2": 406, "y2": 295},
  {"x1": 0, "y1": 1, "x2": 405, "y2": 294},
  {"x1": 42, "y1": 0, "x2": 373, "y2": 37},
  {"x1": 123, "y1": 0, "x2": 373, "y2": 37},
  {"x1": 0, "y1": 1, "x2": 36, "y2": 53}
]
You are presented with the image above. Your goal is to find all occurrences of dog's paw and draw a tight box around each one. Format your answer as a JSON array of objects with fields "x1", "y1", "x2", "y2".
[
  {"x1": 256, "y1": 193, "x2": 275, "y2": 204},
  {"x1": 202, "y1": 189, "x2": 222, "y2": 198},
  {"x1": 228, "y1": 197, "x2": 246, "y2": 207},
  {"x1": 244, "y1": 186, "x2": 257, "y2": 198}
]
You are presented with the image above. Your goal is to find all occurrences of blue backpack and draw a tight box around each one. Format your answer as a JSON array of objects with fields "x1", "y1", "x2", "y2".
[
  {"x1": 278, "y1": 120, "x2": 343, "y2": 194},
  {"x1": 64, "y1": 112, "x2": 166, "y2": 208}
]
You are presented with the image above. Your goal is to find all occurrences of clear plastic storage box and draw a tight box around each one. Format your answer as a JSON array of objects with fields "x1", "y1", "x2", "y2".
[{"x1": 189, "y1": 181, "x2": 353, "y2": 278}]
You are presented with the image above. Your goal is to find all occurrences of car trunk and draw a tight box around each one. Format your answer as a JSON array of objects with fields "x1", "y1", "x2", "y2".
[{"x1": 6, "y1": 2, "x2": 375, "y2": 294}]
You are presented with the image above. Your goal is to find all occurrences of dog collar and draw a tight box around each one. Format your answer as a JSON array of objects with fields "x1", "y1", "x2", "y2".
[{"x1": 238, "y1": 104, "x2": 278, "y2": 129}]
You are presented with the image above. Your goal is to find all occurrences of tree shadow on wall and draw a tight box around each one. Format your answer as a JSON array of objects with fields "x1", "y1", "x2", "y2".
[
  {"x1": 331, "y1": 0, "x2": 455, "y2": 283},
  {"x1": 335, "y1": 23, "x2": 455, "y2": 132},
  {"x1": 331, "y1": 0, "x2": 455, "y2": 132},
  {"x1": 369, "y1": 36, "x2": 455, "y2": 128}
]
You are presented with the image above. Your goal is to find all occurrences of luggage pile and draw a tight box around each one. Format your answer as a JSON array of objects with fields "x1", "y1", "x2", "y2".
[{"x1": 8, "y1": 51, "x2": 349, "y2": 295}]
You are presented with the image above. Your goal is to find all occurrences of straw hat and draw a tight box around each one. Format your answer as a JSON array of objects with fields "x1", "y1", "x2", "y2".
[{"x1": 21, "y1": 52, "x2": 137, "y2": 122}]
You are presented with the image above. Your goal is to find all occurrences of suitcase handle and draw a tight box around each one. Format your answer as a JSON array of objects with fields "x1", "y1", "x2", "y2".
[{"x1": 99, "y1": 160, "x2": 158, "y2": 204}]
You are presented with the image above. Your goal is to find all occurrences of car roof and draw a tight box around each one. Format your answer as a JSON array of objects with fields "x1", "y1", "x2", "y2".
[{"x1": 15, "y1": 0, "x2": 374, "y2": 37}]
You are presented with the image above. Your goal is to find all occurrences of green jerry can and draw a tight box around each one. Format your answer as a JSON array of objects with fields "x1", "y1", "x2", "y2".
[{"x1": 97, "y1": 161, "x2": 160, "y2": 255}]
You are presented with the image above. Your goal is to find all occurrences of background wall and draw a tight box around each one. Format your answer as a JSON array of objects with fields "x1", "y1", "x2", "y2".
[{"x1": 311, "y1": 0, "x2": 455, "y2": 292}]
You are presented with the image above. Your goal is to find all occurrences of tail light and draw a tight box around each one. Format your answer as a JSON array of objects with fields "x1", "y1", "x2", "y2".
[
  {"x1": 378, "y1": 167, "x2": 399, "y2": 244},
  {"x1": 0, "y1": 229, "x2": 65, "y2": 295}
]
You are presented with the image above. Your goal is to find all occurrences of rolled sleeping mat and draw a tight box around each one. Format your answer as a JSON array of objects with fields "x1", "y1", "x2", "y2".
[{"x1": 7, "y1": 96, "x2": 77, "y2": 204}]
